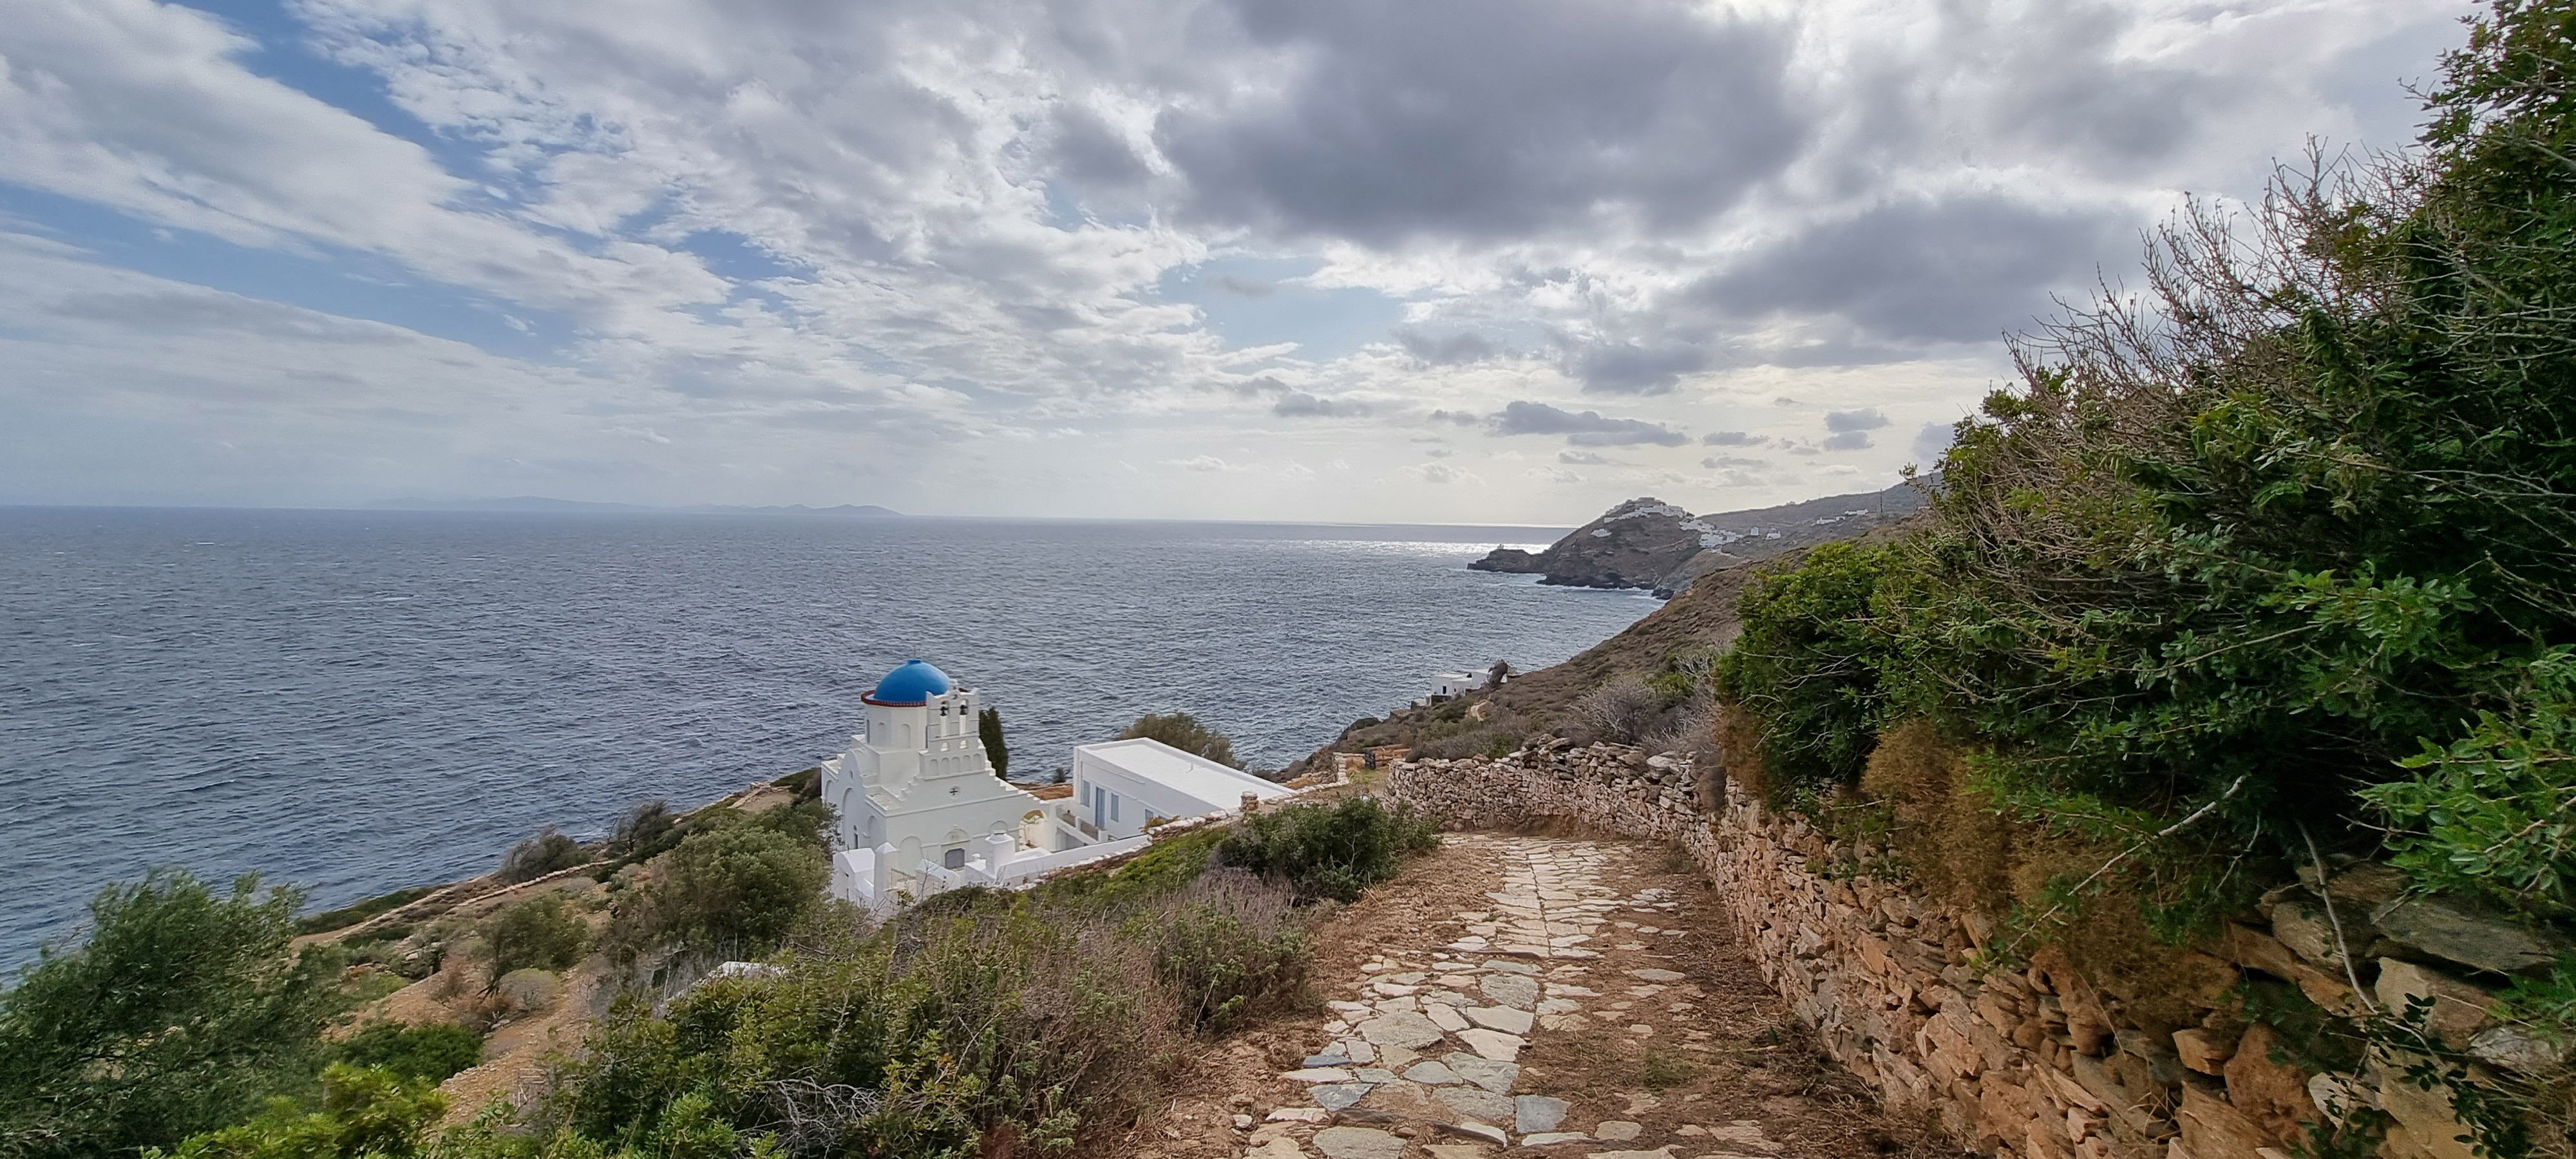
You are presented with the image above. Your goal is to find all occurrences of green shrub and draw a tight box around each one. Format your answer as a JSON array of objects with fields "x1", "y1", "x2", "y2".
[
  {"x1": 564, "y1": 905, "x2": 1180, "y2": 1157},
  {"x1": 144, "y1": 1063, "x2": 445, "y2": 1159},
  {"x1": 1712, "y1": 1, "x2": 2576, "y2": 954},
  {"x1": 1117, "y1": 712, "x2": 1241, "y2": 768},
  {"x1": 1215, "y1": 798, "x2": 1438, "y2": 903},
  {"x1": 495, "y1": 826, "x2": 587, "y2": 884},
  {"x1": 0, "y1": 871, "x2": 336, "y2": 1159},
  {"x1": 605, "y1": 800, "x2": 679, "y2": 860},
  {"x1": 1714, "y1": 541, "x2": 1899, "y2": 801},
  {"x1": 605, "y1": 826, "x2": 826, "y2": 959},
  {"x1": 1133, "y1": 872, "x2": 1307, "y2": 1033},
  {"x1": 328, "y1": 1022, "x2": 484, "y2": 1084},
  {"x1": 482, "y1": 893, "x2": 587, "y2": 981}
]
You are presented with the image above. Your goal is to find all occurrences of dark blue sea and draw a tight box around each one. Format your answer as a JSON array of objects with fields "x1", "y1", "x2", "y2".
[{"x1": 0, "y1": 507, "x2": 1654, "y2": 968}]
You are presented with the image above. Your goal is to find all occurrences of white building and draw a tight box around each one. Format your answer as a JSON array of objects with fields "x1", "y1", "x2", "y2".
[
  {"x1": 1051, "y1": 737, "x2": 1295, "y2": 850},
  {"x1": 820, "y1": 659, "x2": 1046, "y2": 905},
  {"x1": 822, "y1": 660, "x2": 1307, "y2": 909}
]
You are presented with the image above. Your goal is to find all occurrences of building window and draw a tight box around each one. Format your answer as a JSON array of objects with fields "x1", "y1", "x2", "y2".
[
  {"x1": 943, "y1": 847, "x2": 965, "y2": 870},
  {"x1": 1110, "y1": 793, "x2": 1121, "y2": 822}
]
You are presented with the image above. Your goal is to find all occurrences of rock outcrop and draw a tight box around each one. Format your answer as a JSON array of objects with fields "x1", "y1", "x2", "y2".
[{"x1": 1470, "y1": 484, "x2": 1924, "y2": 596}]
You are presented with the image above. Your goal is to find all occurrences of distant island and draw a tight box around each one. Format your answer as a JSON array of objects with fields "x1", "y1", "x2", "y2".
[{"x1": 368, "y1": 496, "x2": 903, "y2": 517}]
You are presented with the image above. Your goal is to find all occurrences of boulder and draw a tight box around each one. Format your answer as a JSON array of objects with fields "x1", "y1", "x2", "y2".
[
  {"x1": 2372, "y1": 959, "x2": 2498, "y2": 1048},
  {"x1": 2180, "y1": 1086, "x2": 2274, "y2": 1159},
  {"x1": 2174, "y1": 1028, "x2": 2239, "y2": 1076},
  {"x1": 2371, "y1": 897, "x2": 2571, "y2": 975},
  {"x1": 2221, "y1": 1025, "x2": 2316, "y2": 1144},
  {"x1": 2468, "y1": 1023, "x2": 2568, "y2": 1074},
  {"x1": 2377, "y1": 1068, "x2": 2479, "y2": 1159}
]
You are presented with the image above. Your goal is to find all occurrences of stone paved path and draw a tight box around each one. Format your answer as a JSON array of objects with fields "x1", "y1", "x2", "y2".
[{"x1": 1176, "y1": 832, "x2": 1924, "y2": 1159}]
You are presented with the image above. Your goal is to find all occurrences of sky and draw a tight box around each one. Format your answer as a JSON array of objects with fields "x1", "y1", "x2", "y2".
[{"x1": 0, "y1": 0, "x2": 2472, "y2": 523}]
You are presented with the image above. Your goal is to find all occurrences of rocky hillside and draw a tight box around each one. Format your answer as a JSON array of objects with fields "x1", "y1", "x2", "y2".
[
  {"x1": 1287, "y1": 511, "x2": 1915, "y2": 778},
  {"x1": 1470, "y1": 484, "x2": 1922, "y2": 596}
]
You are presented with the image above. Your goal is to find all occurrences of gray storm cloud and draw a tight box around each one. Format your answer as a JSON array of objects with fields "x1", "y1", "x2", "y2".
[{"x1": 1492, "y1": 401, "x2": 1689, "y2": 447}]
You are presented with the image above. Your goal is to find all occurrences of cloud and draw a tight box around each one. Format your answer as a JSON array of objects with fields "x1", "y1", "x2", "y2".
[
  {"x1": 1530, "y1": 466, "x2": 1584, "y2": 484},
  {"x1": 1913, "y1": 419, "x2": 1957, "y2": 466},
  {"x1": 1566, "y1": 341, "x2": 1708, "y2": 395},
  {"x1": 1492, "y1": 400, "x2": 1687, "y2": 447},
  {"x1": 0, "y1": 0, "x2": 2471, "y2": 520},
  {"x1": 1395, "y1": 329, "x2": 1499, "y2": 365},
  {"x1": 1273, "y1": 391, "x2": 1370, "y2": 417},
  {"x1": 1157, "y1": 0, "x2": 1803, "y2": 245},
  {"x1": 1825, "y1": 408, "x2": 1889, "y2": 432},
  {"x1": 1690, "y1": 193, "x2": 2124, "y2": 343},
  {"x1": 1414, "y1": 462, "x2": 1471, "y2": 484},
  {"x1": 1558, "y1": 450, "x2": 1609, "y2": 465},
  {"x1": 1701, "y1": 455, "x2": 1764, "y2": 469},
  {"x1": 1046, "y1": 104, "x2": 1151, "y2": 191}
]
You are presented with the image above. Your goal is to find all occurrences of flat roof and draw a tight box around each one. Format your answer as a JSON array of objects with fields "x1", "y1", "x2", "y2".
[{"x1": 1075, "y1": 737, "x2": 1296, "y2": 809}]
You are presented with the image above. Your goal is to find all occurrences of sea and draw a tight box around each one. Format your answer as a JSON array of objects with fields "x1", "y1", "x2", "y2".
[{"x1": 0, "y1": 507, "x2": 1655, "y2": 969}]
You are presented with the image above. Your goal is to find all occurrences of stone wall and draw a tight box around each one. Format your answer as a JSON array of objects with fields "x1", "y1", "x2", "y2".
[{"x1": 1387, "y1": 743, "x2": 2557, "y2": 1159}]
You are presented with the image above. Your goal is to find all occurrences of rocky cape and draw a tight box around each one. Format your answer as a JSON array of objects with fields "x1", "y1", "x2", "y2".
[{"x1": 1469, "y1": 484, "x2": 1922, "y2": 596}]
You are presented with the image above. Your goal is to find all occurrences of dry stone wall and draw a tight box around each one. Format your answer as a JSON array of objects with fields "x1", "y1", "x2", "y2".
[{"x1": 1387, "y1": 743, "x2": 2556, "y2": 1159}]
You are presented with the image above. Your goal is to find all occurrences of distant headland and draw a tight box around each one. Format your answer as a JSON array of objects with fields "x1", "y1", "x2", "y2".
[{"x1": 366, "y1": 496, "x2": 903, "y2": 517}]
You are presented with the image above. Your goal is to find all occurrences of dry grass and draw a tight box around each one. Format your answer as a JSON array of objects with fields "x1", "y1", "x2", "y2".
[{"x1": 1859, "y1": 720, "x2": 2014, "y2": 916}]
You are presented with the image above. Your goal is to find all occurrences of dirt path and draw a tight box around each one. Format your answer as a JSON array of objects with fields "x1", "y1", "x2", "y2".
[{"x1": 1097, "y1": 831, "x2": 1942, "y2": 1159}]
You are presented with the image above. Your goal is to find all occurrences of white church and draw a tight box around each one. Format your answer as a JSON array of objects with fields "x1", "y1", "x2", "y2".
[{"x1": 820, "y1": 659, "x2": 1293, "y2": 908}]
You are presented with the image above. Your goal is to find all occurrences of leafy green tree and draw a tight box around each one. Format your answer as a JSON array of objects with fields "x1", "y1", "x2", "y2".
[
  {"x1": 482, "y1": 893, "x2": 587, "y2": 983},
  {"x1": 0, "y1": 871, "x2": 335, "y2": 1159},
  {"x1": 1118, "y1": 712, "x2": 1240, "y2": 768},
  {"x1": 977, "y1": 706, "x2": 1010, "y2": 777}
]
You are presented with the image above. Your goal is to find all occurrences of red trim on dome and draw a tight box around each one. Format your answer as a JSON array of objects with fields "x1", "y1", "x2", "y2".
[{"x1": 860, "y1": 690, "x2": 928, "y2": 706}]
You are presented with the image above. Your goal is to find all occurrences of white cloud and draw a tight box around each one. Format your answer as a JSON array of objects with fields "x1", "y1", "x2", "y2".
[{"x1": 0, "y1": 0, "x2": 2472, "y2": 523}]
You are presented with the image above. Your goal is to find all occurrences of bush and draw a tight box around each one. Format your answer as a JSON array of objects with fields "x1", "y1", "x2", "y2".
[
  {"x1": 496, "y1": 825, "x2": 587, "y2": 883},
  {"x1": 565, "y1": 905, "x2": 1183, "y2": 1157},
  {"x1": 1708, "y1": 0, "x2": 2576, "y2": 963},
  {"x1": 144, "y1": 1063, "x2": 444, "y2": 1159},
  {"x1": 493, "y1": 969, "x2": 562, "y2": 1014},
  {"x1": 1133, "y1": 871, "x2": 1308, "y2": 1033},
  {"x1": 0, "y1": 871, "x2": 336, "y2": 1159},
  {"x1": 482, "y1": 892, "x2": 587, "y2": 981},
  {"x1": 1714, "y1": 542, "x2": 1898, "y2": 801},
  {"x1": 1215, "y1": 798, "x2": 1439, "y2": 903},
  {"x1": 1568, "y1": 675, "x2": 1663, "y2": 747},
  {"x1": 605, "y1": 826, "x2": 826, "y2": 959},
  {"x1": 606, "y1": 800, "x2": 678, "y2": 860},
  {"x1": 328, "y1": 1022, "x2": 484, "y2": 1084},
  {"x1": 1118, "y1": 712, "x2": 1241, "y2": 768}
]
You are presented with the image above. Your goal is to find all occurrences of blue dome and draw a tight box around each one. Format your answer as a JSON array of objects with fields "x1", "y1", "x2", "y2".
[{"x1": 868, "y1": 659, "x2": 953, "y2": 705}]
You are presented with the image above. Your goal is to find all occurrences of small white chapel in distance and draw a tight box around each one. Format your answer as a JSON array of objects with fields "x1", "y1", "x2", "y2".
[{"x1": 820, "y1": 659, "x2": 1293, "y2": 908}]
